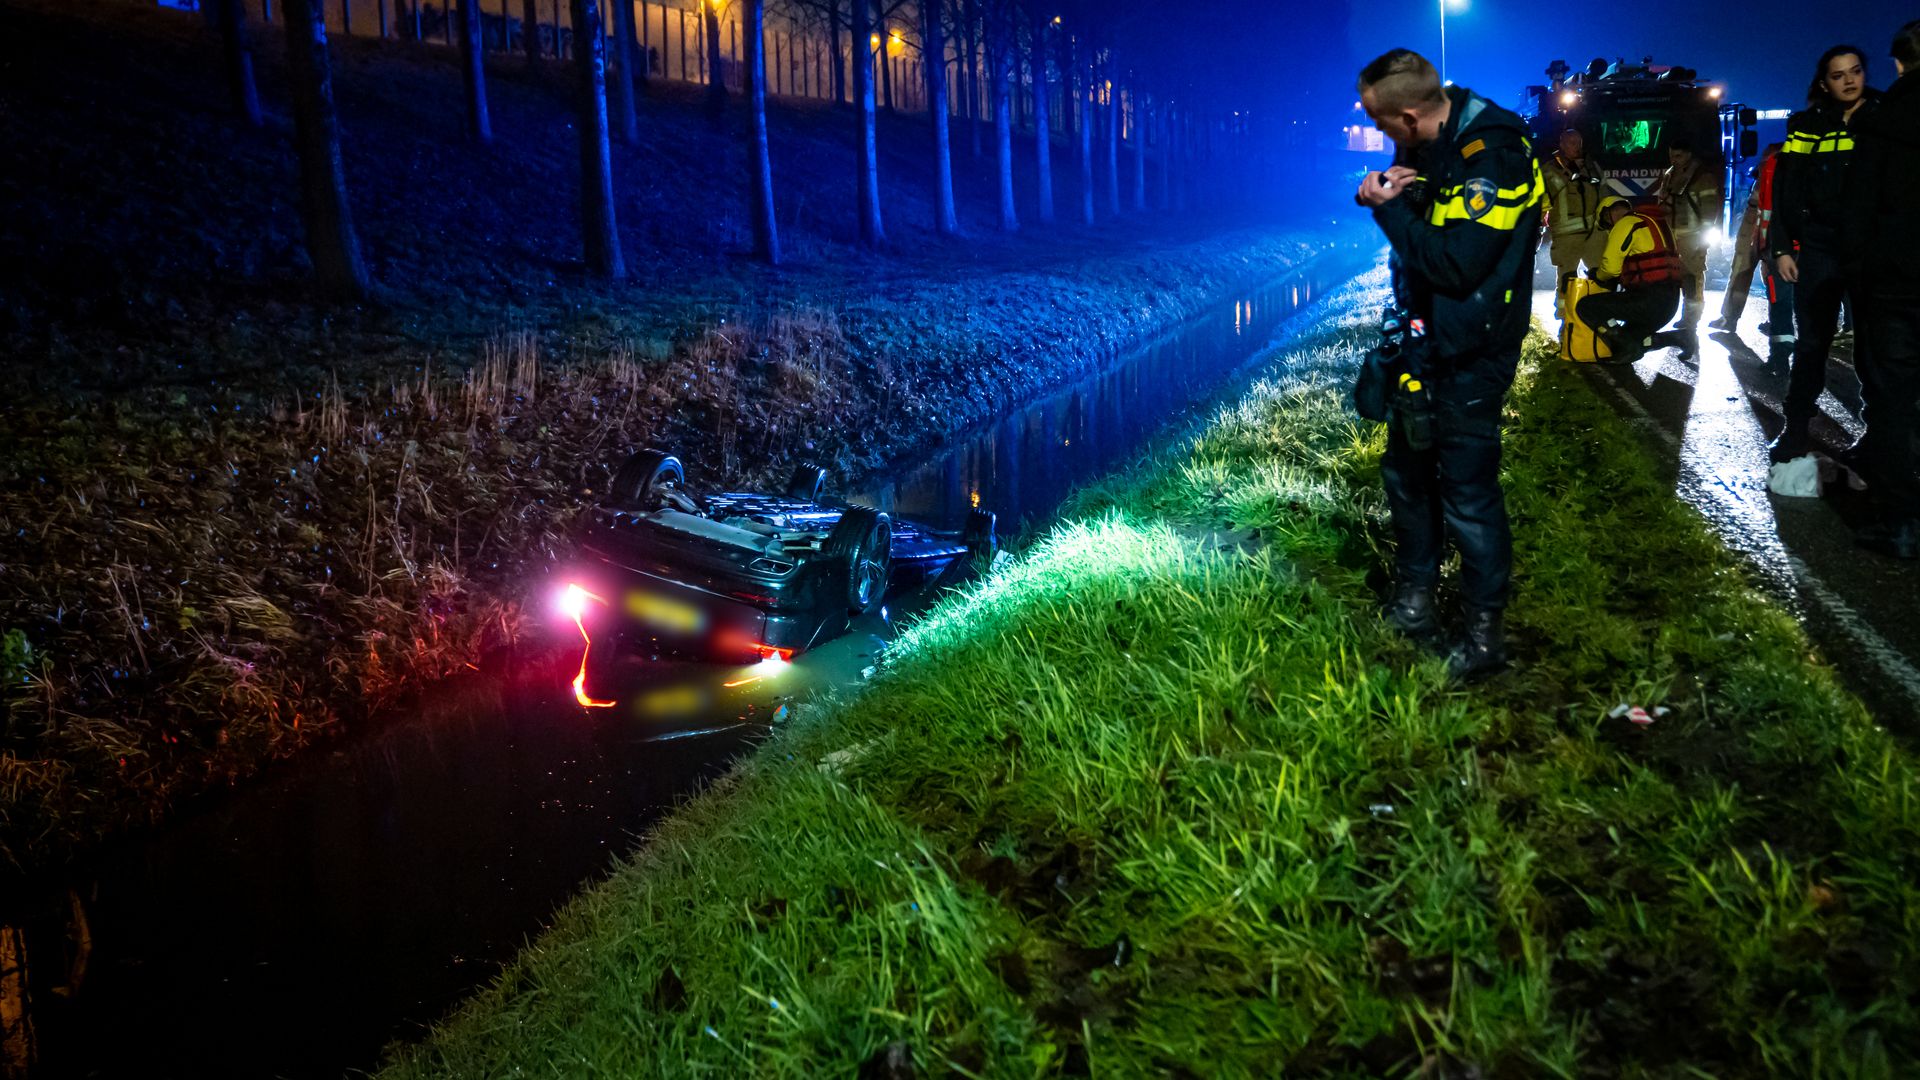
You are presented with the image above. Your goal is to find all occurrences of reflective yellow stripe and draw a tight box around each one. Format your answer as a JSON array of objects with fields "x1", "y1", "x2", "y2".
[
  {"x1": 1785, "y1": 129, "x2": 1853, "y2": 154},
  {"x1": 1427, "y1": 158, "x2": 1545, "y2": 231},
  {"x1": 1813, "y1": 133, "x2": 1854, "y2": 153},
  {"x1": 1783, "y1": 131, "x2": 1818, "y2": 154}
]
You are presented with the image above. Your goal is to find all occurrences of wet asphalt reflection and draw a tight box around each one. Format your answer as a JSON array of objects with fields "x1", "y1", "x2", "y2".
[{"x1": 1532, "y1": 249, "x2": 1920, "y2": 728}]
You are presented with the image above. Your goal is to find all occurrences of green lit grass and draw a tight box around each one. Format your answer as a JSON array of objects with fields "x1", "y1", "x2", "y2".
[{"x1": 381, "y1": 274, "x2": 1919, "y2": 1077}]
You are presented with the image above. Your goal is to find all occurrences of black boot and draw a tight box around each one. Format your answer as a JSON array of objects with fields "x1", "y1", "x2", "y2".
[
  {"x1": 1385, "y1": 583, "x2": 1440, "y2": 644},
  {"x1": 1447, "y1": 607, "x2": 1508, "y2": 682},
  {"x1": 1769, "y1": 417, "x2": 1812, "y2": 464}
]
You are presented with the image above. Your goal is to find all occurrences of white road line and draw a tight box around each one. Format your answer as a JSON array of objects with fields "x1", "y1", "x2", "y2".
[{"x1": 1592, "y1": 371, "x2": 1920, "y2": 712}]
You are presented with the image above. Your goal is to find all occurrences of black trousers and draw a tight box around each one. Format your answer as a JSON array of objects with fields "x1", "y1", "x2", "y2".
[
  {"x1": 1861, "y1": 289, "x2": 1920, "y2": 518},
  {"x1": 1786, "y1": 245, "x2": 1870, "y2": 423},
  {"x1": 1576, "y1": 285, "x2": 1681, "y2": 349},
  {"x1": 1380, "y1": 354, "x2": 1517, "y2": 611}
]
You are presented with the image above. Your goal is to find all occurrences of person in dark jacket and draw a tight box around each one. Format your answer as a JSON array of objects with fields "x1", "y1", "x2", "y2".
[
  {"x1": 1354, "y1": 48, "x2": 1545, "y2": 680},
  {"x1": 1770, "y1": 45, "x2": 1881, "y2": 464},
  {"x1": 1845, "y1": 20, "x2": 1920, "y2": 557}
]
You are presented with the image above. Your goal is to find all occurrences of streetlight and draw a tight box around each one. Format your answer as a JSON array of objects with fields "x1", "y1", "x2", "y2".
[{"x1": 1438, "y1": 0, "x2": 1468, "y2": 85}]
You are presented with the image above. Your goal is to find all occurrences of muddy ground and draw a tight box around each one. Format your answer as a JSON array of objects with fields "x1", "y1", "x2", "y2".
[{"x1": 0, "y1": 0, "x2": 1328, "y2": 878}]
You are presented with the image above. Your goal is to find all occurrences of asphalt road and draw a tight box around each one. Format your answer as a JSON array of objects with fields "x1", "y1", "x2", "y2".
[{"x1": 1532, "y1": 250, "x2": 1920, "y2": 730}]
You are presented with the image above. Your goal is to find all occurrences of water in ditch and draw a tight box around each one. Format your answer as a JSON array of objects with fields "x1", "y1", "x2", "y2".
[{"x1": 3, "y1": 245, "x2": 1371, "y2": 1079}]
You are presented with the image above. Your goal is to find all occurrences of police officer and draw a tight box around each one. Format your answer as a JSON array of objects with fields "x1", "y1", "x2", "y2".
[
  {"x1": 1355, "y1": 48, "x2": 1545, "y2": 680},
  {"x1": 1543, "y1": 128, "x2": 1607, "y2": 318},
  {"x1": 1770, "y1": 44, "x2": 1880, "y2": 463},
  {"x1": 1651, "y1": 135, "x2": 1721, "y2": 352},
  {"x1": 1843, "y1": 21, "x2": 1920, "y2": 557},
  {"x1": 1578, "y1": 195, "x2": 1685, "y2": 364}
]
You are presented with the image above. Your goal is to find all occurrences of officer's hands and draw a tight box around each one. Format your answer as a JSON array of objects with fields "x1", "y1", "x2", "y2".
[
  {"x1": 1355, "y1": 166, "x2": 1417, "y2": 208},
  {"x1": 1775, "y1": 253, "x2": 1800, "y2": 283}
]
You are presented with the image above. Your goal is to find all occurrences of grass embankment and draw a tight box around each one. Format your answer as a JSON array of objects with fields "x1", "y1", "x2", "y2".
[
  {"x1": 383, "y1": 273, "x2": 1918, "y2": 1077},
  {"x1": 0, "y1": 1, "x2": 1320, "y2": 874}
]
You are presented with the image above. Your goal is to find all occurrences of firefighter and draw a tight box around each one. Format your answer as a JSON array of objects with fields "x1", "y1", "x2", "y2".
[
  {"x1": 1542, "y1": 128, "x2": 1607, "y2": 318},
  {"x1": 1770, "y1": 44, "x2": 1881, "y2": 463},
  {"x1": 1650, "y1": 135, "x2": 1720, "y2": 351},
  {"x1": 1577, "y1": 195, "x2": 1685, "y2": 364},
  {"x1": 1842, "y1": 21, "x2": 1920, "y2": 557},
  {"x1": 1711, "y1": 143, "x2": 1797, "y2": 364},
  {"x1": 1354, "y1": 48, "x2": 1545, "y2": 681}
]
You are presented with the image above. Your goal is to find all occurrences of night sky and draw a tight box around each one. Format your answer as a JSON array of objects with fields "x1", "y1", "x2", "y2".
[{"x1": 1343, "y1": 1, "x2": 1911, "y2": 113}]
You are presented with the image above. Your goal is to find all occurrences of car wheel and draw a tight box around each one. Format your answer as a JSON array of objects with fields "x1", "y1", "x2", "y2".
[
  {"x1": 823, "y1": 506, "x2": 891, "y2": 615},
  {"x1": 609, "y1": 450, "x2": 685, "y2": 510},
  {"x1": 785, "y1": 462, "x2": 828, "y2": 503}
]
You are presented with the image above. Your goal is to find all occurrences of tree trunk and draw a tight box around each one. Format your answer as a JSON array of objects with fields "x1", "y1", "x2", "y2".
[
  {"x1": 608, "y1": 0, "x2": 637, "y2": 142},
  {"x1": 341, "y1": 0, "x2": 352, "y2": 36},
  {"x1": 521, "y1": 0, "x2": 539, "y2": 61},
  {"x1": 1158, "y1": 101, "x2": 1172, "y2": 211},
  {"x1": 827, "y1": 2, "x2": 845, "y2": 106},
  {"x1": 922, "y1": 0, "x2": 956, "y2": 235},
  {"x1": 879, "y1": 30, "x2": 893, "y2": 113},
  {"x1": 1076, "y1": 34, "x2": 1092, "y2": 225},
  {"x1": 989, "y1": 1, "x2": 1015, "y2": 231},
  {"x1": 850, "y1": 0, "x2": 884, "y2": 245},
  {"x1": 280, "y1": 0, "x2": 368, "y2": 297},
  {"x1": 1132, "y1": 92, "x2": 1146, "y2": 211},
  {"x1": 743, "y1": 0, "x2": 779, "y2": 263},
  {"x1": 1104, "y1": 59, "x2": 1119, "y2": 216},
  {"x1": 961, "y1": 0, "x2": 979, "y2": 158},
  {"x1": 457, "y1": 0, "x2": 493, "y2": 142},
  {"x1": 377, "y1": 0, "x2": 388, "y2": 38},
  {"x1": 569, "y1": 0, "x2": 625, "y2": 277},
  {"x1": 1028, "y1": 6, "x2": 1051, "y2": 224},
  {"x1": 702, "y1": 1, "x2": 726, "y2": 118},
  {"x1": 214, "y1": 0, "x2": 263, "y2": 127}
]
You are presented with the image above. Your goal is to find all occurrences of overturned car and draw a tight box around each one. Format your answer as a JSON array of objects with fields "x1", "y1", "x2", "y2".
[{"x1": 558, "y1": 451, "x2": 995, "y2": 702}]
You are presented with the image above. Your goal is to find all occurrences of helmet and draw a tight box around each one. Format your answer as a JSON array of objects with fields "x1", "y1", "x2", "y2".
[{"x1": 1598, "y1": 195, "x2": 1631, "y2": 216}]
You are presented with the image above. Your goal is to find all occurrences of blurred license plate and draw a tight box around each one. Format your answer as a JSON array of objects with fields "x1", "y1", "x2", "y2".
[{"x1": 626, "y1": 590, "x2": 706, "y2": 634}]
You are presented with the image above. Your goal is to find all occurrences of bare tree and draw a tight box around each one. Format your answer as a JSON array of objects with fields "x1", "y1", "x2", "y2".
[
  {"x1": 743, "y1": 0, "x2": 780, "y2": 263},
  {"x1": 571, "y1": 0, "x2": 626, "y2": 278},
  {"x1": 1132, "y1": 90, "x2": 1146, "y2": 211},
  {"x1": 704, "y1": 0, "x2": 728, "y2": 118},
  {"x1": 213, "y1": 0, "x2": 262, "y2": 128},
  {"x1": 1103, "y1": 49, "x2": 1119, "y2": 216},
  {"x1": 922, "y1": 0, "x2": 958, "y2": 234},
  {"x1": 1075, "y1": 31, "x2": 1092, "y2": 224},
  {"x1": 850, "y1": 0, "x2": 884, "y2": 245},
  {"x1": 457, "y1": 0, "x2": 493, "y2": 142},
  {"x1": 1028, "y1": 3, "x2": 1052, "y2": 224},
  {"x1": 521, "y1": 0, "x2": 540, "y2": 63},
  {"x1": 280, "y1": 0, "x2": 368, "y2": 297},
  {"x1": 987, "y1": 0, "x2": 1016, "y2": 231},
  {"x1": 958, "y1": 0, "x2": 981, "y2": 158},
  {"x1": 609, "y1": 0, "x2": 639, "y2": 142}
]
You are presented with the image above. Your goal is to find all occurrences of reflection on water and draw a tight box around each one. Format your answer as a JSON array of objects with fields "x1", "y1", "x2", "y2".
[
  {"x1": 4, "y1": 249, "x2": 1366, "y2": 1080},
  {"x1": 857, "y1": 266, "x2": 1337, "y2": 536}
]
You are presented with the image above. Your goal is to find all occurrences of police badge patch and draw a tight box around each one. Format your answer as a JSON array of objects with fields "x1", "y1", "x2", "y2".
[{"x1": 1463, "y1": 177, "x2": 1498, "y2": 220}]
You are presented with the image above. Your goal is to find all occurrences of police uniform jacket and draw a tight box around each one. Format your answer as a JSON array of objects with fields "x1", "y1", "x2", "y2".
[
  {"x1": 1373, "y1": 85, "x2": 1547, "y2": 365},
  {"x1": 1772, "y1": 91, "x2": 1882, "y2": 260}
]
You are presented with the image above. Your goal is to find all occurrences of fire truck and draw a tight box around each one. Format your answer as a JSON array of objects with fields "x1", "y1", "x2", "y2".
[{"x1": 1518, "y1": 57, "x2": 1765, "y2": 227}]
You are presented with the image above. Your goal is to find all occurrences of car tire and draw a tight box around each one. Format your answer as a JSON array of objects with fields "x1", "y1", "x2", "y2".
[
  {"x1": 609, "y1": 450, "x2": 685, "y2": 510},
  {"x1": 785, "y1": 462, "x2": 828, "y2": 503},
  {"x1": 823, "y1": 506, "x2": 891, "y2": 615}
]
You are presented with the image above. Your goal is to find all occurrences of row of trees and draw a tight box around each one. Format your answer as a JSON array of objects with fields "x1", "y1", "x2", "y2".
[{"x1": 204, "y1": 0, "x2": 1268, "y2": 298}]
